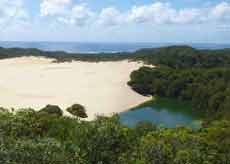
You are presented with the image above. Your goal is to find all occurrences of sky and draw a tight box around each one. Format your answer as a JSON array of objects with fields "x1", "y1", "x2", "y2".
[{"x1": 0, "y1": 0, "x2": 230, "y2": 43}]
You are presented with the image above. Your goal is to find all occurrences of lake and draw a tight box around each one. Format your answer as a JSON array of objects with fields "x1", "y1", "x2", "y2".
[{"x1": 119, "y1": 98, "x2": 202, "y2": 129}]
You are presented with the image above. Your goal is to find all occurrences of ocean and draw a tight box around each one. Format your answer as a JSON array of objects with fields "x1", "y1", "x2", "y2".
[{"x1": 0, "y1": 41, "x2": 230, "y2": 53}]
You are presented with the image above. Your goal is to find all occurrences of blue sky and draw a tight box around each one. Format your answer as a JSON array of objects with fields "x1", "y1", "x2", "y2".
[{"x1": 0, "y1": 0, "x2": 230, "y2": 43}]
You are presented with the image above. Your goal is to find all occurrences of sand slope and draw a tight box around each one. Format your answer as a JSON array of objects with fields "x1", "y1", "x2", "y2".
[{"x1": 0, "y1": 57, "x2": 151, "y2": 120}]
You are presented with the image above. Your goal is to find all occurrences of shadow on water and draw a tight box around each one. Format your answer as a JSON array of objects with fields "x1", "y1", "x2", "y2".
[{"x1": 119, "y1": 97, "x2": 203, "y2": 129}]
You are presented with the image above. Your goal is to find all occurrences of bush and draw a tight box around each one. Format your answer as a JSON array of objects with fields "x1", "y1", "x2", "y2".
[
  {"x1": 66, "y1": 104, "x2": 88, "y2": 118},
  {"x1": 0, "y1": 110, "x2": 229, "y2": 163},
  {"x1": 0, "y1": 107, "x2": 9, "y2": 113},
  {"x1": 39, "y1": 105, "x2": 63, "y2": 117}
]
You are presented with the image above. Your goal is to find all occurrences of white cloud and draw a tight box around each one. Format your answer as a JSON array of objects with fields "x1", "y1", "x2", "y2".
[
  {"x1": 40, "y1": 0, "x2": 71, "y2": 16},
  {"x1": 0, "y1": 0, "x2": 28, "y2": 19},
  {"x1": 39, "y1": 1, "x2": 230, "y2": 27},
  {"x1": 65, "y1": 4, "x2": 94, "y2": 26},
  {"x1": 126, "y1": 2, "x2": 208, "y2": 25},
  {"x1": 211, "y1": 2, "x2": 230, "y2": 21},
  {"x1": 173, "y1": 9, "x2": 203, "y2": 24},
  {"x1": 128, "y1": 2, "x2": 175, "y2": 24},
  {"x1": 40, "y1": 1, "x2": 93, "y2": 26},
  {"x1": 98, "y1": 7, "x2": 125, "y2": 26},
  {"x1": 0, "y1": 0, "x2": 29, "y2": 28}
]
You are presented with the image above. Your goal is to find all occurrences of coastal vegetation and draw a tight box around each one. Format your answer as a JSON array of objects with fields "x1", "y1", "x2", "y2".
[
  {"x1": 128, "y1": 67, "x2": 230, "y2": 118},
  {"x1": 0, "y1": 108, "x2": 229, "y2": 164},
  {"x1": 0, "y1": 47, "x2": 132, "y2": 62},
  {"x1": 0, "y1": 45, "x2": 229, "y2": 163},
  {"x1": 133, "y1": 45, "x2": 230, "y2": 68},
  {"x1": 127, "y1": 45, "x2": 230, "y2": 119},
  {"x1": 1, "y1": 45, "x2": 230, "y2": 64}
]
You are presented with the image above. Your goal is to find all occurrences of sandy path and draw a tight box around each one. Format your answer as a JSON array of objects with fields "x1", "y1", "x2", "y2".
[{"x1": 0, "y1": 57, "x2": 151, "y2": 120}]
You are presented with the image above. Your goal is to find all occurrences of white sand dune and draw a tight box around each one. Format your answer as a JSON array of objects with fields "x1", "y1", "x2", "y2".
[{"x1": 0, "y1": 57, "x2": 151, "y2": 120}]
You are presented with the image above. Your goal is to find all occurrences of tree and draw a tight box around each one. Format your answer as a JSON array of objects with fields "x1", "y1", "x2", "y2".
[
  {"x1": 66, "y1": 104, "x2": 88, "y2": 118},
  {"x1": 39, "y1": 105, "x2": 63, "y2": 117},
  {"x1": 0, "y1": 107, "x2": 9, "y2": 113}
]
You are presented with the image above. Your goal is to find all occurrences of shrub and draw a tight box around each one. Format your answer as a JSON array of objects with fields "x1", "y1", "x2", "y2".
[
  {"x1": 0, "y1": 107, "x2": 9, "y2": 113},
  {"x1": 66, "y1": 104, "x2": 88, "y2": 118},
  {"x1": 39, "y1": 105, "x2": 63, "y2": 117}
]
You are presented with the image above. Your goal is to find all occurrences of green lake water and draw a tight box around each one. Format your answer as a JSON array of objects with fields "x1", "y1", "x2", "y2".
[{"x1": 119, "y1": 97, "x2": 202, "y2": 129}]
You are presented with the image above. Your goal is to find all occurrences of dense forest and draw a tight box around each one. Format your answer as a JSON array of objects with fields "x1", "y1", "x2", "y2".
[
  {"x1": 0, "y1": 45, "x2": 230, "y2": 163},
  {"x1": 128, "y1": 67, "x2": 230, "y2": 118},
  {"x1": 0, "y1": 108, "x2": 229, "y2": 164},
  {"x1": 133, "y1": 46, "x2": 230, "y2": 68},
  {"x1": 127, "y1": 46, "x2": 230, "y2": 119}
]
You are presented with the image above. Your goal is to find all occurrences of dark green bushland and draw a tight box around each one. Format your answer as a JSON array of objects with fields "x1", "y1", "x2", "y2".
[{"x1": 0, "y1": 109, "x2": 229, "y2": 164}]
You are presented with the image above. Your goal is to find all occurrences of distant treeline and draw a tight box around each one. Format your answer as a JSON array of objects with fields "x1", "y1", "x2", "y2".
[
  {"x1": 133, "y1": 45, "x2": 230, "y2": 68},
  {"x1": 0, "y1": 47, "x2": 132, "y2": 62},
  {"x1": 1, "y1": 45, "x2": 230, "y2": 65}
]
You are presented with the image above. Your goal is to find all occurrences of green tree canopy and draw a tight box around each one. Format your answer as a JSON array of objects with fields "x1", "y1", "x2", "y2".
[
  {"x1": 66, "y1": 104, "x2": 88, "y2": 118},
  {"x1": 39, "y1": 104, "x2": 63, "y2": 117}
]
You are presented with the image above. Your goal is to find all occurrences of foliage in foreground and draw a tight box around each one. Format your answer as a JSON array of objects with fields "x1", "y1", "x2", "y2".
[{"x1": 0, "y1": 109, "x2": 229, "y2": 164}]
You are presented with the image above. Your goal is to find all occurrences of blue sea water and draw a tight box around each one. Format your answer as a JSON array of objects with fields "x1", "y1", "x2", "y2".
[{"x1": 0, "y1": 41, "x2": 230, "y2": 53}]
